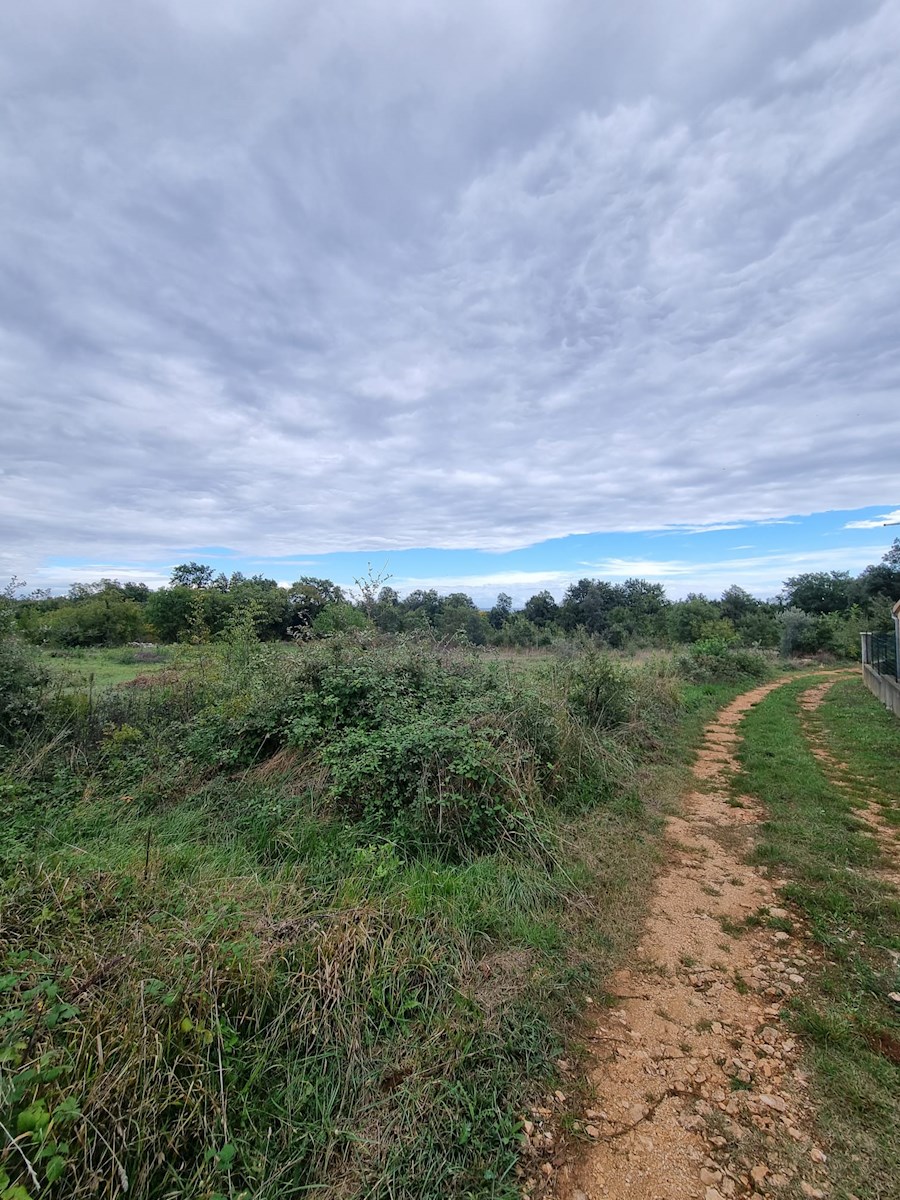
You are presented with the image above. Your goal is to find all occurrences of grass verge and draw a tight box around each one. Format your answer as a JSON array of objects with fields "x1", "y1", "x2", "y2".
[{"x1": 735, "y1": 676, "x2": 900, "y2": 1200}]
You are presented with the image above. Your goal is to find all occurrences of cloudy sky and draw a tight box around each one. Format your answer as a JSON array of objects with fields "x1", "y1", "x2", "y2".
[{"x1": 2, "y1": 0, "x2": 899, "y2": 602}]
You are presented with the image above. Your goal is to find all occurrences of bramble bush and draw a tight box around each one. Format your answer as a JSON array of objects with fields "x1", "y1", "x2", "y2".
[
  {"x1": 0, "y1": 632, "x2": 689, "y2": 1199},
  {"x1": 0, "y1": 587, "x2": 48, "y2": 743},
  {"x1": 676, "y1": 637, "x2": 773, "y2": 684}
]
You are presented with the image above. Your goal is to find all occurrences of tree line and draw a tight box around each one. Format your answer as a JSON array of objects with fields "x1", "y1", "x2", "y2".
[{"x1": 6, "y1": 541, "x2": 899, "y2": 655}]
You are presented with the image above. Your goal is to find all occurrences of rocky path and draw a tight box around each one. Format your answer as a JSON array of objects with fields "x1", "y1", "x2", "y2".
[{"x1": 549, "y1": 678, "x2": 837, "y2": 1200}]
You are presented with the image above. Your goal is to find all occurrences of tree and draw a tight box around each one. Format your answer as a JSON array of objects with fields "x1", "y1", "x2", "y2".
[
  {"x1": 437, "y1": 593, "x2": 478, "y2": 640},
  {"x1": 170, "y1": 562, "x2": 215, "y2": 589},
  {"x1": 402, "y1": 589, "x2": 444, "y2": 628},
  {"x1": 667, "y1": 594, "x2": 721, "y2": 644},
  {"x1": 719, "y1": 585, "x2": 756, "y2": 623},
  {"x1": 122, "y1": 582, "x2": 151, "y2": 603},
  {"x1": 288, "y1": 578, "x2": 344, "y2": 630},
  {"x1": 147, "y1": 586, "x2": 195, "y2": 642},
  {"x1": 488, "y1": 592, "x2": 513, "y2": 630},
  {"x1": 373, "y1": 587, "x2": 405, "y2": 634},
  {"x1": 560, "y1": 579, "x2": 625, "y2": 637},
  {"x1": 522, "y1": 590, "x2": 558, "y2": 629},
  {"x1": 781, "y1": 571, "x2": 854, "y2": 615},
  {"x1": 42, "y1": 595, "x2": 149, "y2": 647},
  {"x1": 858, "y1": 539, "x2": 900, "y2": 605}
]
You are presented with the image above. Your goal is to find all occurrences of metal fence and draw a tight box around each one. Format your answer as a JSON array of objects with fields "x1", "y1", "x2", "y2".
[{"x1": 861, "y1": 630, "x2": 899, "y2": 679}]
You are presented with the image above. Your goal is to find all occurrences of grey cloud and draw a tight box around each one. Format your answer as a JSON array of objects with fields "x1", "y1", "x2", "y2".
[{"x1": 2, "y1": 1, "x2": 899, "y2": 576}]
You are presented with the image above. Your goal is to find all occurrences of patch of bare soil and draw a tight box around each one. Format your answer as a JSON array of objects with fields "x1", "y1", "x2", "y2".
[{"x1": 542, "y1": 681, "x2": 834, "y2": 1200}]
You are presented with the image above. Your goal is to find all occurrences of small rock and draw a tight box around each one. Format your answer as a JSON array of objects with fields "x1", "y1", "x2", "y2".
[
  {"x1": 627, "y1": 1103, "x2": 647, "y2": 1124},
  {"x1": 554, "y1": 1090, "x2": 566, "y2": 1103},
  {"x1": 522, "y1": 1120, "x2": 534, "y2": 1137},
  {"x1": 750, "y1": 1164, "x2": 768, "y2": 1184},
  {"x1": 769, "y1": 907, "x2": 789, "y2": 919},
  {"x1": 540, "y1": 1162, "x2": 554, "y2": 1177},
  {"x1": 585, "y1": 1124, "x2": 600, "y2": 1139},
  {"x1": 573, "y1": 1192, "x2": 589, "y2": 1200},
  {"x1": 773, "y1": 931, "x2": 790, "y2": 942},
  {"x1": 705, "y1": 1189, "x2": 725, "y2": 1200},
  {"x1": 800, "y1": 1184, "x2": 825, "y2": 1199},
  {"x1": 810, "y1": 1147, "x2": 827, "y2": 1164},
  {"x1": 700, "y1": 1168, "x2": 721, "y2": 1185},
  {"x1": 759, "y1": 1093, "x2": 787, "y2": 1112}
]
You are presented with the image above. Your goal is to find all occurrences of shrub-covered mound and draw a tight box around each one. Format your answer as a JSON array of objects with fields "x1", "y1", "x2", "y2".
[
  {"x1": 676, "y1": 637, "x2": 774, "y2": 684},
  {"x1": 0, "y1": 636, "x2": 683, "y2": 1199}
]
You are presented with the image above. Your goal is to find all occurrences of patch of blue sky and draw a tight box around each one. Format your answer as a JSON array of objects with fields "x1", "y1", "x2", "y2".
[{"x1": 36, "y1": 504, "x2": 899, "y2": 605}]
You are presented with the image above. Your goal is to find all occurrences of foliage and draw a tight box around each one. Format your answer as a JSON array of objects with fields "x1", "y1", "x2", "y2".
[
  {"x1": 6, "y1": 536, "x2": 899, "y2": 657},
  {"x1": 0, "y1": 584, "x2": 48, "y2": 742},
  {"x1": 777, "y1": 607, "x2": 820, "y2": 657},
  {"x1": 676, "y1": 637, "x2": 773, "y2": 684},
  {"x1": 781, "y1": 570, "x2": 856, "y2": 615},
  {"x1": 0, "y1": 632, "x2": 693, "y2": 1199}
]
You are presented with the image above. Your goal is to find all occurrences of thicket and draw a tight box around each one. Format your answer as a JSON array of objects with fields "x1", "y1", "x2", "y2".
[{"x1": 0, "y1": 629, "x2": 697, "y2": 1199}]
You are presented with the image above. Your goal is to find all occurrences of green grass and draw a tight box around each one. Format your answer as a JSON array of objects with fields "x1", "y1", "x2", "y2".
[
  {"x1": 40, "y1": 646, "x2": 171, "y2": 691},
  {"x1": 735, "y1": 676, "x2": 900, "y2": 1200},
  {"x1": 2, "y1": 638, "x2": 732, "y2": 1200},
  {"x1": 815, "y1": 677, "x2": 900, "y2": 828}
]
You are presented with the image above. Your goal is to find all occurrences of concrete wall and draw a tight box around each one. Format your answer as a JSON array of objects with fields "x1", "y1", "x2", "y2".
[{"x1": 862, "y1": 663, "x2": 900, "y2": 718}]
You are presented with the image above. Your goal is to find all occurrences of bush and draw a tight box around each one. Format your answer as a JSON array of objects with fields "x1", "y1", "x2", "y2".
[
  {"x1": 565, "y1": 653, "x2": 634, "y2": 730},
  {"x1": 676, "y1": 638, "x2": 772, "y2": 684},
  {"x1": 0, "y1": 597, "x2": 47, "y2": 742},
  {"x1": 777, "y1": 607, "x2": 819, "y2": 657}
]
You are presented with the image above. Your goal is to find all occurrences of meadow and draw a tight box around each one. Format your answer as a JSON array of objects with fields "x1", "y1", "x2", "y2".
[{"x1": 0, "y1": 628, "x2": 767, "y2": 1199}]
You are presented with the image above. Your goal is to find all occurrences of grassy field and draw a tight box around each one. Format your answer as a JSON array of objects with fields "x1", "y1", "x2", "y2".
[
  {"x1": 1, "y1": 635, "x2": 768, "y2": 1199},
  {"x1": 735, "y1": 676, "x2": 900, "y2": 1200},
  {"x1": 39, "y1": 646, "x2": 172, "y2": 691}
]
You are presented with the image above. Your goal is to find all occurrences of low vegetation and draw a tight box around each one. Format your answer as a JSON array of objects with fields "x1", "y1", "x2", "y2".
[
  {"x1": 0, "y1": 620, "x2": 772, "y2": 1199},
  {"x1": 736, "y1": 678, "x2": 900, "y2": 1199}
]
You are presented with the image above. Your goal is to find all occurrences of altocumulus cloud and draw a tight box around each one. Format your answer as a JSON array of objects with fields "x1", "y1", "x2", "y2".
[{"x1": 2, "y1": 0, "x2": 900, "y2": 581}]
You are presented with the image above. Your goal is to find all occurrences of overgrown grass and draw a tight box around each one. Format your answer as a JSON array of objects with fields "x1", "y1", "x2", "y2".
[
  {"x1": 735, "y1": 677, "x2": 900, "y2": 1200},
  {"x1": 40, "y1": 646, "x2": 172, "y2": 692},
  {"x1": 1, "y1": 636, "x2": 708, "y2": 1199}
]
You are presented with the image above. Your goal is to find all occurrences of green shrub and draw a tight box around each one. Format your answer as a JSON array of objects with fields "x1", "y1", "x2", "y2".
[
  {"x1": 0, "y1": 598, "x2": 47, "y2": 742},
  {"x1": 676, "y1": 637, "x2": 772, "y2": 684},
  {"x1": 565, "y1": 652, "x2": 634, "y2": 729}
]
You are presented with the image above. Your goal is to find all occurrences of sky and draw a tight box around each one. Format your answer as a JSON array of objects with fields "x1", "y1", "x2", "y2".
[{"x1": 2, "y1": 0, "x2": 899, "y2": 604}]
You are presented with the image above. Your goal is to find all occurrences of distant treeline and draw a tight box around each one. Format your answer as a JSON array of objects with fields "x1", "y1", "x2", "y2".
[{"x1": 7, "y1": 541, "x2": 900, "y2": 656}]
